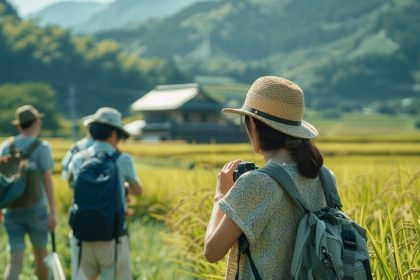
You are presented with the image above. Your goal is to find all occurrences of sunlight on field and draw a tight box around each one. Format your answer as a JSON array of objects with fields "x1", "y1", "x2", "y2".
[
  {"x1": 0, "y1": 137, "x2": 419, "y2": 279},
  {"x1": 161, "y1": 156, "x2": 420, "y2": 279}
]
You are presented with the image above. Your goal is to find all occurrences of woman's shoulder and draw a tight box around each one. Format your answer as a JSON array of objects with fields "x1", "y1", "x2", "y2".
[{"x1": 235, "y1": 169, "x2": 284, "y2": 194}]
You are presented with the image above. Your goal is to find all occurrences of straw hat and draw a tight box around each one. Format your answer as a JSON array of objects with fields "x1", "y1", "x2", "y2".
[
  {"x1": 85, "y1": 107, "x2": 130, "y2": 138},
  {"x1": 12, "y1": 105, "x2": 44, "y2": 125},
  {"x1": 223, "y1": 76, "x2": 318, "y2": 139}
]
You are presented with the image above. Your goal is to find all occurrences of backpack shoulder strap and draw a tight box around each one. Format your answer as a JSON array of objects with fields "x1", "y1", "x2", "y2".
[
  {"x1": 8, "y1": 137, "x2": 17, "y2": 155},
  {"x1": 319, "y1": 166, "x2": 343, "y2": 209},
  {"x1": 110, "y1": 151, "x2": 121, "y2": 162},
  {"x1": 77, "y1": 149, "x2": 93, "y2": 165},
  {"x1": 70, "y1": 144, "x2": 81, "y2": 155},
  {"x1": 22, "y1": 138, "x2": 42, "y2": 159},
  {"x1": 258, "y1": 162, "x2": 310, "y2": 213}
]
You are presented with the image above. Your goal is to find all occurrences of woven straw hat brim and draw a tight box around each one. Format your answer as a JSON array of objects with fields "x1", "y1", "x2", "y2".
[
  {"x1": 11, "y1": 113, "x2": 44, "y2": 125},
  {"x1": 86, "y1": 119, "x2": 131, "y2": 138},
  {"x1": 223, "y1": 108, "x2": 318, "y2": 139}
]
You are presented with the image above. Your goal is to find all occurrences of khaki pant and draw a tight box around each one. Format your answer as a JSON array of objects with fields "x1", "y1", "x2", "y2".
[{"x1": 71, "y1": 235, "x2": 132, "y2": 280}]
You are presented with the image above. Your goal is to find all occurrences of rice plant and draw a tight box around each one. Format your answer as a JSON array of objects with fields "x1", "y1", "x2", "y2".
[
  {"x1": 0, "y1": 139, "x2": 418, "y2": 279},
  {"x1": 163, "y1": 159, "x2": 420, "y2": 279}
]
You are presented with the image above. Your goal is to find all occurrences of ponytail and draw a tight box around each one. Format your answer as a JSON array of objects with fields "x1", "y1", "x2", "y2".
[
  {"x1": 246, "y1": 116, "x2": 323, "y2": 178},
  {"x1": 289, "y1": 139, "x2": 323, "y2": 179}
]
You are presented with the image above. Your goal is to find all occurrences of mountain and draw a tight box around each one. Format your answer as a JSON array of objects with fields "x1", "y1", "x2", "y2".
[
  {"x1": 98, "y1": 0, "x2": 396, "y2": 63},
  {"x1": 96, "y1": 0, "x2": 419, "y2": 108},
  {"x1": 0, "y1": 0, "x2": 185, "y2": 116},
  {"x1": 74, "y1": 0, "x2": 204, "y2": 33},
  {"x1": 0, "y1": 0, "x2": 17, "y2": 17},
  {"x1": 30, "y1": 1, "x2": 107, "y2": 28}
]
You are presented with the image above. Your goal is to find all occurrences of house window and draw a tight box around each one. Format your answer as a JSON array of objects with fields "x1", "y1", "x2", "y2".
[
  {"x1": 157, "y1": 113, "x2": 167, "y2": 122},
  {"x1": 190, "y1": 113, "x2": 201, "y2": 122},
  {"x1": 183, "y1": 113, "x2": 189, "y2": 122},
  {"x1": 201, "y1": 114, "x2": 207, "y2": 122},
  {"x1": 207, "y1": 114, "x2": 219, "y2": 123}
]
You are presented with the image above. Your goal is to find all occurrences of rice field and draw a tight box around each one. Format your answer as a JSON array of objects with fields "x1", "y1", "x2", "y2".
[{"x1": 0, "y1": 137, "x2": 419, "y2": 279}]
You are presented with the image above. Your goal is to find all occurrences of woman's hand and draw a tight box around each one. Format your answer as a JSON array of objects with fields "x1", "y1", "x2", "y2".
[
  {"x1": 215, "y1": 159, "x2": 241, "y2": 201},
  {"x1": 206, "y1": 159, "x2": 243, "y2": 263}
]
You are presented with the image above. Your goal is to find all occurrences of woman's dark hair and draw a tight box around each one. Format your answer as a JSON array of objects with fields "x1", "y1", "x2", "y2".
[
  {"x1": 116, "y1": 129, "x2": 128, "y2": 140},
  {"x1": 19, "y1": 119, "x2": 36, "y2": 130},
  {"x1": 89, "y1": 123, "x2": 127, "y2": 141},
  {"x1": 245, "y1": 116, "x2": 323, "y2": 178}
]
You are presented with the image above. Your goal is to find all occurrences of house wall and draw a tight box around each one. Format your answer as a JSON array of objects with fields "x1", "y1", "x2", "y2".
[{"x1": 145, "y1": 111, "x2": 224, "y2": 124}]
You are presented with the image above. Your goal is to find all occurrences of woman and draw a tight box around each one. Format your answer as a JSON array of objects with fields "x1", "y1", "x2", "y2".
[{"x1": 204, "y1": 76, "x2": 328, "y2": 279}]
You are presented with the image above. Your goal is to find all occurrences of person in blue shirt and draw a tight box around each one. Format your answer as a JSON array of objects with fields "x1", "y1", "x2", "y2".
[
  {"x1": 61, "y1": 114, "x2": 94, "y2": 184},
  {"x1": 0, "y1": 105, "x2": 56, "y2": 280},
  {"x1": 68, "y1": 107, "x2": 142, "y2": 280}
]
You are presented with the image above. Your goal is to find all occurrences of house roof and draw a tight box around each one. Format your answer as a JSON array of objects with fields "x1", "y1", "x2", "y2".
[{"x1": 131, "y1": 83, "x2": 201, "y2": 111}]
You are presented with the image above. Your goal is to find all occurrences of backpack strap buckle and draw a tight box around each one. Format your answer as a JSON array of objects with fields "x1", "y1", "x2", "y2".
[
  {"x1": 319, "y1": 213, "x2": 338, "y2": 225},
  {"x1": 342, "y1": 228, "x2": 357, "y2": 250}
]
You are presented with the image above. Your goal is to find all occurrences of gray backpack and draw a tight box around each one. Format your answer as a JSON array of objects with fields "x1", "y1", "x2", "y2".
[{"x1": 238, "y1": 163, "x2": 372, "y2": 280}]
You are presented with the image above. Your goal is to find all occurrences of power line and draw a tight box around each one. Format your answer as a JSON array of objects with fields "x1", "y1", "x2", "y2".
[
  {"x1": 3, "y1": 72, "x2": 152, "y2": 97},
  {"x1": 47, "y1": 79, "x2": 150, "y2": 97},
  {"x1": 68, "y1": 84, "x2": 78, "y2": 140}
]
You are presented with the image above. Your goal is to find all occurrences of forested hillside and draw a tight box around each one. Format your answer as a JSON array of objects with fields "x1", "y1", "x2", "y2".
[
  {"x1": 97, "y1": 0, "x2": 419, "y2": 111},
  {"x1": 0, "y1": 0, "x2": 186, "y2": 118},
  {"x1": 2, "y1": 0, "x2": 419, "y2": 122},
  {"x1": 73, "y1": 0, "x2": 203, "y2": 33}
]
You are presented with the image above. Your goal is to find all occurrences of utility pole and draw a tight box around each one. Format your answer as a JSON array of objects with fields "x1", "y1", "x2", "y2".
[{"x1": 69, "y1": 84, "x2": 78, "y2": 140}]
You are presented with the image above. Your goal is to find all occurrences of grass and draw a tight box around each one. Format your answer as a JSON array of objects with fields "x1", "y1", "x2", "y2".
[
  {"x1": 0, "y1": 175, "x2": 185, "y2": 279},
  {"x1": 161, "y1": 153, "x2": 420, "y2": 279},
  {"x1": 0, "y1": 134, "x2": 419, "y2": 279}
]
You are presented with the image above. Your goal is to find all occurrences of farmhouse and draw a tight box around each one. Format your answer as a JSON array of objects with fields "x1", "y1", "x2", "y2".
[{"x1": 130, "y1": 83, "x2": 245, "y2": 143}]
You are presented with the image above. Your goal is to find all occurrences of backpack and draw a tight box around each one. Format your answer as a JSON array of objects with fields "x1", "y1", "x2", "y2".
[
  {"x1": 0, "y1": 137, "x2": 42, "y2": 208},
  {"x1": 69, "y1": 151, "x2": 126, "y2": 242},
  {"x1": 237, "y1": 162, "x2": 372, "y2": 280}
]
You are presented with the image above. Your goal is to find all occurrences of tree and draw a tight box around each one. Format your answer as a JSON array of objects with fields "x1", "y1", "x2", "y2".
[
  {"x1": 0, "y1": 83, "x2": 60, "y2": 135},
  {"x1": 0, "y1": 6, "x2": 186, "y2": 116}
]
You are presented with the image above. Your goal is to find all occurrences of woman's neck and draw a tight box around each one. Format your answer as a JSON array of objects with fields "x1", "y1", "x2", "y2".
[{"x1": 263, "y1": 148, "x2": 292, "y2": 164}]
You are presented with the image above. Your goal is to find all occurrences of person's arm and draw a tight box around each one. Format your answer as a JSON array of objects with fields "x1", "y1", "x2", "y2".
[
  {"x1": 126, "y1": 181, "x2": 142, "y2": 196},
  {"x1": 204, "y1": 159, "x2": 242, "y2": 263},
  {"x1": 0, "y1": 143, "x2": 7, "y2": 223},
  {"x1": 120, "y1": 154, "x2": 143, "y2": 196},
  {"x1": 60, "y1": 144, "x2": 77, "y2": 180},
  {"x1": 43, "y1": 171, "x2": 57, "y2": 231}
]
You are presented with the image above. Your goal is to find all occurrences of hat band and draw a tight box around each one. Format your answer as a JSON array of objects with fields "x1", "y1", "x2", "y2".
[{"x1": 245, "y1": 107, "x2": 302, "y2": 126}]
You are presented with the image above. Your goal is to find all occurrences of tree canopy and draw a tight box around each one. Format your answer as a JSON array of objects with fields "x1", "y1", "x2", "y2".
[
  {"x1": 0, "y1": 0, "x2": 186, "y2": 118},
  {"x1": 0, "y1": 83, "x2": 60, "y2": 135}
]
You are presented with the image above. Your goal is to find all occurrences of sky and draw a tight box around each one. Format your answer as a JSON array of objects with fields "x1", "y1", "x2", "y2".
[{"x1": 9, "y1": 0, "x2": 114, "y2": 16}]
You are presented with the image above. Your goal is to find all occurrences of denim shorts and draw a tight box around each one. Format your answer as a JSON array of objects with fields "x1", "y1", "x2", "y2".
[{"x1": 4, "y1": 207, "x2": 49, "y2": 251}]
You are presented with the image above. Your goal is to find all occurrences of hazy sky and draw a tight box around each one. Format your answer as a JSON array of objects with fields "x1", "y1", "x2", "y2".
[{"x1": 9, "y1": 0, "x2": 114, "y2": 16}]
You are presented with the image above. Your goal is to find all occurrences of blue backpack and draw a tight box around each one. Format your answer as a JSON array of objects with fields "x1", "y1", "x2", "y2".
[{"x1": 69, "y1": 151, "x2": 126, "y2": 241}]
